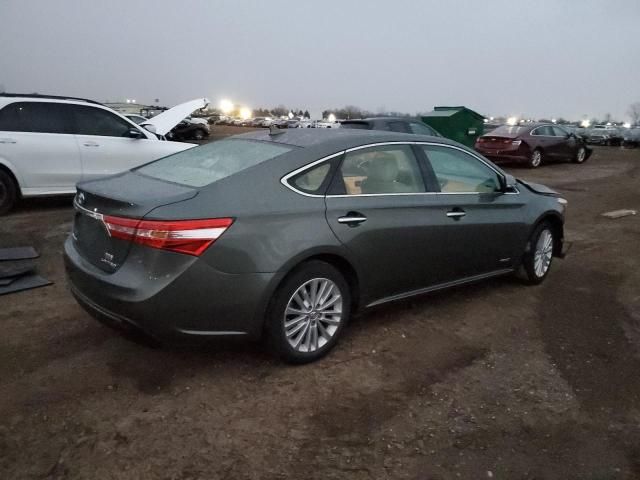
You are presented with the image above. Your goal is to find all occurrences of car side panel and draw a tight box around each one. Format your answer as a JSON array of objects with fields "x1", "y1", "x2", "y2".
[
  {"x1": 0, "y1": 131, "x2": 82, "y2": 191},
  {"x1": 76, "y1": 136, "x2": 193, "y2": 182}
]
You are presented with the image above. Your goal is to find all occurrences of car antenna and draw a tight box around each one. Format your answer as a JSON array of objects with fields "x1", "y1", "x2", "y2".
[{"x1": 269, "y1": 124, "x2": 284, "y2": 136}]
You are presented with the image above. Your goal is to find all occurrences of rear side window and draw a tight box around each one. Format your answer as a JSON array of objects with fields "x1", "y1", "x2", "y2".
[
  {"x1": 71, "y1": 105, "x2": 135, "y2": 137},
  {"x1": 290, "y1": 162, "x2": 334, "y2": 194},
  {"x1": 0, "y1": 102, "x2": 73, "y2": 134},
  {"x1": 137, "y1": 139, "x2": 293, "y2": 187},
  {"x1": 336, "y1": 145, "x2": 424, "y2": 195}
]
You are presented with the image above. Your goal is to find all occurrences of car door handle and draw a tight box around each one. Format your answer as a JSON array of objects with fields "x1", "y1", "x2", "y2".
[
  {"x1": 337, "y1": 213, "x2": 367, "y2": 225},
  {"x1": 446, "y1": 209, "x2": 466, "y2": 219},
  {"x1": 83, "y1": 141, "x2": 100, "y2": 147},
  {"x1": 0, "y1": 138, "x2": 16, "y2": 144}
]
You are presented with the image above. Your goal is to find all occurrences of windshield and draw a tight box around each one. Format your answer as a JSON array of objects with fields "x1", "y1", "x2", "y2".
[{"x1": 136, "y1": 139, "x2": 293, "y2": 187}]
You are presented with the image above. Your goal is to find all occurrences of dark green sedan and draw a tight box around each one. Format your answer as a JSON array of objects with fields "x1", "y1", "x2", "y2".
[{"x1": 64, "y1": 129, "x2": 566, "y2": 363}]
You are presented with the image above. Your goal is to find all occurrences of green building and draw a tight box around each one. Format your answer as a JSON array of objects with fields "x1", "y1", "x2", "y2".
[{"x1": 421, "y1": 106, "x2": 485, "y2": 148}]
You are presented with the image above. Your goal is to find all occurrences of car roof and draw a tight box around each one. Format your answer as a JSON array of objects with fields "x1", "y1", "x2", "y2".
[
  {"x1": 0, "y1": 92, "x2": 102, "y2": 105},
  {"x1": 234, "y1": 127, "x2": 449, "y2": 150}
]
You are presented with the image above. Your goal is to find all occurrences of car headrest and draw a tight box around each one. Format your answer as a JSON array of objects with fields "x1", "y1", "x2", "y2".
[{"x1": 366, "y1": 154, "x2": 398, "y2": 182}]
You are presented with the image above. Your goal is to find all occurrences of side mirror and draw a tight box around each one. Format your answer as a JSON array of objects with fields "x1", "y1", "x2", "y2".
[
  {"x1": 126, "y1": 128, "x2": 145, "y2": 139},
  {"x1": 502, "y1": 174, "x2": 517, "y2": 192}
]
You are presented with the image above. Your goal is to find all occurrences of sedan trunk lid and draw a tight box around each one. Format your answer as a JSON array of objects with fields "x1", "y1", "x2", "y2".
[{"x1": 72, "y1": 172, "x2": 198, "y2": 273}]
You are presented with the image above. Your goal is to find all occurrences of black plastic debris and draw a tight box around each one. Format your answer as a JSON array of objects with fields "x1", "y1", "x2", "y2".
[
  {"x1": 0, "y1": 275, "x2": 52, "y2": 296},
  {"x1": 0, "y1": 247, "x2": 51, "y2": 295},
  {"x1": 0, "y1": 247, "x2": 40, "y2": 261},
  {"x1": 0, "y1": 262, "x2": 35, "y2": 281}
]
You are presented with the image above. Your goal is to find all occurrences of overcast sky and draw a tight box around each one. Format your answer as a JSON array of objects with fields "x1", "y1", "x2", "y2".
[{"x1": 1, "y1": 0, "x2": 639, "y2": 120}]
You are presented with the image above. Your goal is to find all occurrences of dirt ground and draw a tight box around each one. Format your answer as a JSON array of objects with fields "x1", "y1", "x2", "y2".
[{"x1": 1, "y1": 132, "x2": 640, "y2": 479}]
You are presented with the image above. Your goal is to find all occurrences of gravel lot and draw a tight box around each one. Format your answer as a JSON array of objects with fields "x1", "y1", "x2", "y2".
[{"x1": 1, "y1": 130, "x2": 639, "y2": 479}]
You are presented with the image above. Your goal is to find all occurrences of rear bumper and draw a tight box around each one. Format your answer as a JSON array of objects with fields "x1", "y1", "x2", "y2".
[{"x1": 64, "y1": 237, "x2": 280, "y2": 342}]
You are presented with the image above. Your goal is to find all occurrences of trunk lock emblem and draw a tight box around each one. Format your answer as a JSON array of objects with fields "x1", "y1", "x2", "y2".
[{"x1": 100, "y1": 252, "x2": 117, "y2": 269}]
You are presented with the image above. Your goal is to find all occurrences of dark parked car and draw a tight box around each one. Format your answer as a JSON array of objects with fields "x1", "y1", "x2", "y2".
[
  {"x1": 475, "y1": 124, "x2": 591, "y2": 168},
  {"x1": 65, "y1": 129, "x2": 566, "y2": 363},
  {"x1": 167, "y1": 119, "x2": 210, "y2": 141},
  {"x1": 341, "y1": 117, "x2": 442, "y2": 137}
]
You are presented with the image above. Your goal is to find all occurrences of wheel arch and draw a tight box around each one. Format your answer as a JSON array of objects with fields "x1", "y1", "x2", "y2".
[
  {"x1": 528, "y1": 211, "x2": 564, "y2": 257},
  {"x1": 255, "y1": 250, "x2": 362, "y2": 338},
  {"x1": 0, "y1": 160, "x2": 22, "y2": 198}
]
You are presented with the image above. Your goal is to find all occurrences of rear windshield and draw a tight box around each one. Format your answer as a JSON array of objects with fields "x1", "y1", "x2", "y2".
[
  {"x1": 489, "y1": 125, "x2": 529, "y2": 136},
  {"x1": 136, "y1": 139, "x2": 293, "y2": 187}
]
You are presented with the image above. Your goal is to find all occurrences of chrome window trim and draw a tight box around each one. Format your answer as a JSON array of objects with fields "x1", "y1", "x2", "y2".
[
  {"x1": 530, "y1": 125, "x2": 559, "y2": 138},
  {"x1": 280, "y1": 151, "x2": 345, "y2": 198},
  {"x1": 280, "y1": 141, "x2": 520, "y2": 198}
]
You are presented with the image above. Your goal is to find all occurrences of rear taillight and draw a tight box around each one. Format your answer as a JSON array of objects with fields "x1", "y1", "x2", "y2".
[{"x1": 102, "y1": 216, "x2": 234, "y2": 256}]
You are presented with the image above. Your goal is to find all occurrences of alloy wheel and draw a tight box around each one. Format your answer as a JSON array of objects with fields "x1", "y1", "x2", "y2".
[
  {"x1": 533, "y1": 229, "x2": 553, "y2": 277},
  {"x1": 531, "y1": 150, "x2": 542, "y2": 167},
  {"x1": 284, "y1": 278, "x2": 342, "y2": 353},
  {"x1": 576, "y1": 147, "x2": 586, "y2": 163}
]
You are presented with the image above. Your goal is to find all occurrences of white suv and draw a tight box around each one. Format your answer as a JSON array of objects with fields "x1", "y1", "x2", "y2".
[{"x1": 0, "y1": 94, "x2": 204, "y2": 214}]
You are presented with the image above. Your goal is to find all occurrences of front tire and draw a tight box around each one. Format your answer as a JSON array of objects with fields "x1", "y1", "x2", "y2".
[
  {"x1": 193, "y1": 129, "x2": 206, "y2": 140},
  {"x1": 529, "y1": 149, "x2": 543, "y2": 168},
  {"x1": 520, "y1": 222, "x2": 554, "y2": 285},
  {"x1": 573, "y1": 146, "x2": 587, "y2": 164},
  {"x1": 266, "y1": 261, "x2": 351, "y2": 364},
  {"x1": 0, "y1": 169, "x2": 18, "y2": 216}
]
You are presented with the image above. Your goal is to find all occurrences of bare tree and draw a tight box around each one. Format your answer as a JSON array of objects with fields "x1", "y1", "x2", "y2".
[
  {"x1": 0, "y1": 83, "x2": 6, "y2": 93},
  {"x1": 628, "y1": 102, "x2": 640, "y2": 125}
]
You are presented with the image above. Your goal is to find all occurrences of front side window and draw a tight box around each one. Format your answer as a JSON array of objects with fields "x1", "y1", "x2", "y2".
[
  {"x1": 532, "y1": 126, "x2": 554, "y2": 136},
  {"x1": 552, "y1": 126, "x2": 568, "y2": 137},
  {"x1": 137, "y1": 139, "x2": 293, "y2": 187},
  {"x1": 0, "y1": 102, "x2": 72, "y2": 134},
  {"x1": 421, "y1": 145, "x2": 501, "y2": 194},
  {"x1": 337, "y1": 145, "x2": 425, "y2": 195},
  {"x1": 72, "y1": 105, "x2": 136, "y2": 137}
]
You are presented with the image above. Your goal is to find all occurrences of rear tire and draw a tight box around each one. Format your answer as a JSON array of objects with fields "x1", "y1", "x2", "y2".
[
  {"x1": 529, "y1": 149, "x2": 543, "y2": 168},
  {"x1": 573, "y1": 146, "x2": 587, "y2": 164},
  {"x1": 0, "y1": 169, "x2": 18, "y2": 216},
  {"x1": 519, "y1": 222, "x2": 554, "y2": 285},
  {"x1": 266, "y1": 261, "x2": 351, "y2": 364}
]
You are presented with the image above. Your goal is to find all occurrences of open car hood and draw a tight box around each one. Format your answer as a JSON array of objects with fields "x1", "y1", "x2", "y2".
[{"x1": 141, "y1": 98, "x2": 210, "y2": 136}]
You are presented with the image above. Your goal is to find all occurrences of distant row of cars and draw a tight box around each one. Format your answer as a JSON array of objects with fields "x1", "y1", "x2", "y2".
[
  {"x1": 211, "y1": 116, "x2": 341, "y2": 129},
  {"x1": 562, "y1": 124, "x2": 640, "y2": 147}
]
